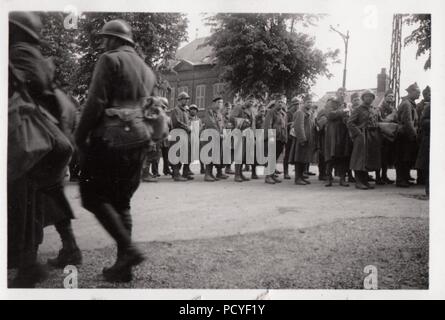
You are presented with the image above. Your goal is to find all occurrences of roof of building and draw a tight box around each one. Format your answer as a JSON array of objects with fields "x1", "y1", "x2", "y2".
[
  {"x1": 316, "y1": 88, "x2": 386, "y2": 108},
  {"x1": 175, "y1": 37, "x2": 216, "y2": 65}
]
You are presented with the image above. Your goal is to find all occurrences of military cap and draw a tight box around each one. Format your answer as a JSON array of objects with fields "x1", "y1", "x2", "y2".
[
  {"x1": 405, "y1": 82, "x2": 420, "y2": 93},
  {"x1": 189, "y1": 104, "x2": 198, "y2": 111}
]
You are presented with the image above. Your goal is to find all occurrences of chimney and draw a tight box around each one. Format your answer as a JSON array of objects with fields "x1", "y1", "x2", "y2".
[{"x1": 377, "y1": 68, "x2": 388, "y2": 93}]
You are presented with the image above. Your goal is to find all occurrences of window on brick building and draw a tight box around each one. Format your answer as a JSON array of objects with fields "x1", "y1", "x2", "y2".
[
  {"x1": 213, "y1": 83, "x2": 225, "y2": 97},
  {"x1": 196, "y1": 85, "x2": 206, "y2": 109}
]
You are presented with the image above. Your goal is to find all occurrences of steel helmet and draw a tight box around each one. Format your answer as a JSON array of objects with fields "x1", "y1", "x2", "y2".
[
  {"x1": 9, "y1": 11, "x2": 43, "y2": 42},
  {"x1": 177, "y1": 91, "x2": 190, "y2": 100},
  {"x1": 99, "y1": 19, "x2": 134, "y2": 45}
]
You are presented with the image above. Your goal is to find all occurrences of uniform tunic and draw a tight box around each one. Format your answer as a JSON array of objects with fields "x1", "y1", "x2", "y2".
[
  {"x1": 395, "y1": 97, "x2": 418, "y2": 166},
  {"x1": 289, "y1": 109, "x2": 315, "y2": 164},
  {"x1": 347, "y1": 104, "x2": 381, "y2": 171},
  {"x1": 76, "y1": 45, "x2": 155, "y2": 212}
]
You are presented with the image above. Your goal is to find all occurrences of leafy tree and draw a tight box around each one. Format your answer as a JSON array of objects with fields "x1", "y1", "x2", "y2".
[
  {"x1": 39, "y1": 12, "x2": 188, "y2": 98},
  {"x1": 39, "y1": 12, "x2": 79, "y2": 92},
  {"x1": 404, "y1": 14, "x2": 431, "y2": 70},
  {"x1": 204, "y1": 13, "x2": 339, "y2": 98}
]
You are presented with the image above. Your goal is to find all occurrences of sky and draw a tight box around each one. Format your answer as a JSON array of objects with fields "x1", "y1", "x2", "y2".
[{"x1": 182, "y1": 11, "x2": 430, "y2": 100}]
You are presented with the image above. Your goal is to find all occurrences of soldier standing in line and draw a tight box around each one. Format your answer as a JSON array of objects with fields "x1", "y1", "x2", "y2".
[
  {"x1": 415, "y1": 86, "x2": 430, "y2": 185},
  {"x1": 223, "y1": 101, "x2": 236, "y2": 175},
  {"x1": 395, "y1": 83, "x2": 421, "y2": 188},
  {"x1": 75, "y1": 19, "x2": 155, "y2": 281},
  {"x1": 323, "y1": 97, "x2": 351, "y2": 187},
  {"x1": 263, "y1": 94, "x2": 288, "y2": 184},
  {"x1": 289, "y1": 95, "x2": 315, "y2": 185},
  {"x1": 159, "y1": 97, "x2": 173, "y2": 176},
  {"x1": 203, "y1": 96, "x2": 229, "y2": 181},
  {"x1": 415, "y1": 88, "x2": 431, "y2": 197},
  {"x1": 170, "y1": 91, "x2": 193, "y2": 181},
  {"x1": 376, "y1": 90, "x2": 397, "y2": 185},
  {"x1": 230, "y1": 95, "x2": 256, "y2": 181},
  {"x1": 347, "y1": 90, "x2": 382, "y2": 190},
  {"x1": 283, "y1": 97, "x2": 300, "y2": 180}
]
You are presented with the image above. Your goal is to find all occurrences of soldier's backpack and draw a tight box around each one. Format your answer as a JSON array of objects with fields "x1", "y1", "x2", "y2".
[{"x1": 8, "y1": 62, "x2": 73, "y2": 183}]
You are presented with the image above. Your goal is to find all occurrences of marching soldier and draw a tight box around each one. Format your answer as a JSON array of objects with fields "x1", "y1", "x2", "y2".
[
  {"x1": 75, "y1": 19, "x2": 155, "y2": 281},
  {"x1": 171, "y1": 91, "x2": 193, "y2": 181},
  {"x1": 395, "y1": 83, "x2": 420, "y2": 188},
  {"x1": 9, "y1": 12, "x2": 80, "y2": 287}
]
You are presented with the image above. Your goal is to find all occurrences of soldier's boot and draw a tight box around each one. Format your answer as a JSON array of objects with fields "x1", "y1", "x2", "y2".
[
  {"x1": 48, "y1": 220, "x2": 82, "y2": 268},
  {"x1": 141, "y1": 166, "x2": 151, "y2": 181},
  {"x1": 363, "y1": 172, "x2": 375, "y2": 189},
  {"x1": 104, "y1": 211, "x2": 133, "y2": 282},
  {"x1": 200, "y1": 162, "x2": 206, "y2": 174},
  {"x1": 271, "y1": 174, "x2": 281, "y2": 183},
  {"x1": 251, "y1": 165, "x2": 259, "y2": 179},
  {"x1": 325, "y1": 164, "x2": 333, "y2": 187},
  {"x1": 375, "y1": 170, "x2": 385, "y2": 185},
  {"x1": 347, "y1": 170, "x2": 356, "y2": 183},
  {"x1": 91, "y1": 203, "x2": 145, "y2": 282},
  {"x1": 339, "y1": 175, "x2": 349, "y2": 187},
  {"x1": 265, "y1": 175, "x2": 276, "y2": 184},
  {"x1": 216, "y1": 166, "x2": 229, "y2": 179},
  {"x1": 234, "y1": 164, "x2": 244, "y2": 182},
  {"x1": 204, "y1": 165, "x2": 216, "y2": 182},
  {"x1": 381, "y1": 167, "x2": 394, "y2": 184},
  {"x1": 173, "y1": 166, "x2": 187, "y2": 181},
  {"x1": 225, "y1": 165, "x2": 235, "y2": 175},
  {"x1": 354, "y1": 171, "x2": 369, "y2": 190},
  {"x1": 241, "y1": 168, "x2": 251, "y2": 181},
  {"x1": 12, "y1": 261, "x2": 48, "y2": 288},
  {"x1": 294, "y1": 163, "x2": 307, "y2": 185},
  {"x1": 182, "y1": 165, "x2": 194, "y2": 180},
  {"x1": 283, "y1": 163, "x2": 291, "y2": 180}
]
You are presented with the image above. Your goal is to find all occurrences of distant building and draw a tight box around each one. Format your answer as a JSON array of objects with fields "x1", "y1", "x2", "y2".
[
  {"x1": 160, "y1": 37, "x2": 232, "y2": 111},
  {"x1": 316, "y1": 68, "x2": 390, "y2": 108}
]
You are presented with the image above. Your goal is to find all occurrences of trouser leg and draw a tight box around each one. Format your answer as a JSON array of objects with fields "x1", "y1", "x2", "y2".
[{"x1": 54, "y1": 219, "x2": 78, "y2": 251}]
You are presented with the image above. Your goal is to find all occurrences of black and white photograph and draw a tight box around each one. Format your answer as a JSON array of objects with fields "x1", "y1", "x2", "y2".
[{"x1": 1, "y1": 0, "x2": 444, "y2": 301}]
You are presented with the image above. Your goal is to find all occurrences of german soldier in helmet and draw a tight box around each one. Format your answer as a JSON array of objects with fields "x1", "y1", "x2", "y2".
[{"x1": 75, "y1": 19, "x2": 156, "y2": 282}]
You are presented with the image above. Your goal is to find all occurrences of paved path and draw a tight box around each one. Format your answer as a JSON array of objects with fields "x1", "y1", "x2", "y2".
[{"x1": 39, "y1": 165, "x2": 429, "y2": 254}]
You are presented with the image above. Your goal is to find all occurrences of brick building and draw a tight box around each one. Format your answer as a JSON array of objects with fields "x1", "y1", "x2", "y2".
[{"x1": 160, "y1": 37, "x2": 232, "y2": 112}]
